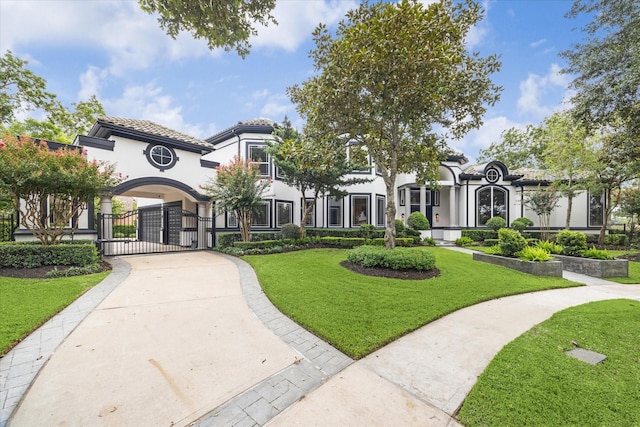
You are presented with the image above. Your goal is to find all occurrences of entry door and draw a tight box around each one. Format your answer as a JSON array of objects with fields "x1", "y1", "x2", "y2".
[{"x1": 164, "y1": 205, "x2": 182, "y2": 245}]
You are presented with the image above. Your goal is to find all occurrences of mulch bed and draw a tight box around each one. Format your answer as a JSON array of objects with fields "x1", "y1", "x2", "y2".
[
  {"x1": 340, "y1": 261, "x2": 440, "y2": 280},
  {"x1": 619, "y1": 253, "x2": 640, "y2": 262},
  {"x1": 0, "y1": 260, "x2": 112, "y2": 279}
]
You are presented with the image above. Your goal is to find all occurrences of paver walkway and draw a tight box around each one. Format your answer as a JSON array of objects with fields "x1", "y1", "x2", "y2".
[{"x1": 2, "y1": 248, "x2": 639, "y2": 427}]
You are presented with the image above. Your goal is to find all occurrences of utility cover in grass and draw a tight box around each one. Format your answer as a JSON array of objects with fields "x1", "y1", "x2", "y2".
[{"x1": 566, "y1": 348, "x2": 607, "y2": 365}]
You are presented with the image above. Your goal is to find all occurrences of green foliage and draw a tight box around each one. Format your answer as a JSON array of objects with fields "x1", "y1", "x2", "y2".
[
  {"x1": 498, "y1": 228, "x2": 527, "y2": 257},
  {"x1": 347, "y1": 245, "x2": 436, "y2": 271},
  {"x1": 515, "y1": 217, "x2": 535, "y2": 227},
  {"x1": 358, "y1": 224, "x2": 377, "y2": 239},
  {"x1": 402, "y1": 228, "x2": 422, "y2": 244},
  {"x1": 395, "y1": 219, "x2": 405, "y2": 234},
  {"x1": 525, "y1": 186, "x2": 561, "y2": 241},
  {"x1": 516, "y1": 246, "x2": 553, "y2": 262},
  {"x1": 511, "y1": 217, "x2": 534, "y2": 232},
  {"x1": 478, "y1": 125, "x2": 544, "y2": 168},
  {"x1": 0, "y1": 243, "x2": 98, "y2": 268},
  {"x1": 407, "y1": 211, "x2": 430, "y2": 230},
  {"x1": 536, "y1": 240, "x2": 563, "y2": 255},
  {"x1": 234, "y1": 240, "x2": 283, "y2": 250},
  {"x1": 604, "y1": 234, "x2": 628, "y2": 246},
  {"x1": 455, "y1": 236, "x2": 474, "y2": 247},
  {"x1": 113, "y1": 224, "x2": 136, "y2": 238},
  {"x1": 486, "y1": 216, "x2": 507, "y2": 231},
  {"x1": 203, "y1": 156, "x2": 271, "y2": 242},
  {"x1": 484, "y1": 238, "x2": 499, "y2": 246},
  {"x1": 556, "y1": 230, "x2": 588, "y2": 256},
  {"x1": 485, "y1": 245, "x2": 503, "y2": 255},
  {"x1": 45, "y1": 263, "x2": 103, "y2": 278},
  {"x1": 138, "y1": 0, "x2": 276, "y2": 58},
  {"x1": 290, "y1": 0, "x2": 500, "y2": 249},
  {"x1": 395, "y1": 237, "x2": 414, "y2": 247},
  {"x1": 319, "y1": 236, "x2": 366, "y2": 248},
  {"x1": 582, "y1": 246, "x2": 615, "y2": 260},
  {"x1": 422, "y1": 237, "x2": 437, "y2": 246},
  {"x1": 462, "y1": 229, "x2": 497, "y2": 242},
  {"x1": 281, "y1": 223, "x2": 301, "y2": 239}
]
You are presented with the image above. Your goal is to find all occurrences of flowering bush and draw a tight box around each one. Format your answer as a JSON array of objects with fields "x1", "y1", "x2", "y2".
[{"x1": 0, "y1": 134, "x2": 121, "y2": 244}]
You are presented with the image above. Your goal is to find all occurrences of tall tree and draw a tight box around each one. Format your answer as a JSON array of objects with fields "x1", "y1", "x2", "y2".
[
  {"x1": 619, "y1": 182, "x2": 640, "y2": 239},
  {"x1": 0, "y1": 50, "x2": 57, "y2": 125},
  {"x1": 561, "y1": 0, "x2": 640, "y2": 160},
  {"x1": 202, "y1": 156, "x2": 271, "y2": 242},
  {"x1": 524, "y1": 186, "x2": 560, "y2": 242},
  {"x1": 538, "y1": 112, "x2": 597, "y2": 228},
  {"x1": 0, "y1": 134, "x2": 122, "y2": 244},
  {"x1": 139, "y1": 0, "x2": 277, "y2": 58},
  {"x1": 266, "y1": 118, "x2": 370, "y2": 238},
  {"x1": 49, "y1": 95, "x2": 106, "y2": 139},
  {"x1": 477, "y1": 125, "x2": 544, "y2": 168},
  {"x1": 289, "y1": 0, "x2": 501, "y2": 249}
]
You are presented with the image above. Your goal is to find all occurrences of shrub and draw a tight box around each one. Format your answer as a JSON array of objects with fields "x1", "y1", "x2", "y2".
[
  {"x1": 319, "y1": 236, "x2": 366, "y2": 248},
  {"x1": 462, "y1": 229, "x2": 497, "y2": 242},
  {"x1": 484, "y1": 238, "x2": 499, "y2": 246},
  {"x1": 45, "y1": 263, "x2": 104, "y2": 278},
  {"x1": 281, "y1": 223, "x2": 301, "y2": 239},
  {"x1": 486, "y1": 217, "x2": 507, "y2": 231},
  {"x1": 582, "y1": 246, "x2": 615, "y2": 260},
  {"x1": 395, "y1": 219, "x2": 405, "y2": 234},
  {"x1": 516, "y1": 246, "x2": 552, "y2": 262},
  {"x1": 498, "y1": 228, "x2": 527, "y2": 257},
  {"x1": 422, "y1": 237, "x2": 436, "y2": 246},
  {"x1": 403, "y1": 228, "x2": 422, "y2": 244},
  {"x1": 604, "y1": 234, "x2": 628, "y2": 246},
  {"x1": 485, "y1": 245, "x2": 503, "y2": 255},
  {"x1": 510, "y1": 219, "x2": 527, "y2": 232},
  {"x1": 0, "y1": 243, "x2": 98, "y2": 268},
  {"x1": 358, "y1": 224, "x2": 378, "y2": 239},
  {"x1": 346, "y1": 245, "x2": 436, "y2": 271},
  {"x1": 526, "y1": 238, "x2": 539, "y2": 246},
  {"x1": 556, "y1": 230, "x2": 587, "y2": 256},
  {"x1": 513, "y1": 217, "x2": 534, "y2": 227},
  {"x1": 113, "y1": 224, "x2": 136, "y2": 237},
  {"x1": 536, "y1": 240, "x2": 563, "y2": 254},
  {"x1": 407, "y1": 212, "x2": 430, "y2": 230},
  {"x1": 234, "y1": 240, "x2": 283, "y2": 250},
  {"x1": 455, "y1": 236, "x2": 474, "y2": 247},
  {"x1": 395, "y1": 237, "x2": 414, "y2": 247}
]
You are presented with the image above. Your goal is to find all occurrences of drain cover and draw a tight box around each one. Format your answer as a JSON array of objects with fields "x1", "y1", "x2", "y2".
[{"x1": 565, "y1": 348, "x2": 607, "y2": 365}]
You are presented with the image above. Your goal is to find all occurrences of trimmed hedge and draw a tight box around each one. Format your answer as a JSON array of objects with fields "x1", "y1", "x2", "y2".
[
  {"x1": 0, "y1": 243, "x2": 98, "y2": 268},
  {"x1": 113, "y1": 224, "x2": 136, "y2": 237},
  {"x1": 556, "y1": 230, "x2": 587, "y2": 256},
  {"x1": 346, "y1": 245, "x2": 436, "y2": 271},
  {"x1": 462, "y1": 229, "x2": 498, "y2": 242},
  {"x1": 319, "y1": 236, "x2": 366, "y2": 248}
]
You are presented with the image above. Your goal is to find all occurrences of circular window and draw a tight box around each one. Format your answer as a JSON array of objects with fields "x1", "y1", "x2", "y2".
[
  {"x1": 486, "y1": 168, "x2": 500, "y2": 183},
  {"x1": 145, "y1": 144, "x2": 178, "y2": 171}
]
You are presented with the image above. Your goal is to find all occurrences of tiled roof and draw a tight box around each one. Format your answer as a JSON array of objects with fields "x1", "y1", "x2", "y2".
[
  {"x1": 96, "y1": 117, "x2": 213, "y2": 150},
  {"x1": 238, "y1": 118, "x2": 279, "y2": 127},
  {"x1": 206, "y1": 118, "x2": 278, "y2": 145}
]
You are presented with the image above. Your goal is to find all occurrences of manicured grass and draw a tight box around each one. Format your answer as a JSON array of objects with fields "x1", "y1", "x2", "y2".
[
  {"x1": 607, "y1": 261, "x2": 640, "y2": 284},
  {"x1": 245, "y1": 248, "x2": 580, "y2": 359},
  {"x1": 458, "y1": 299, "x2": 640, "y2": 427},
  {"x1": 0, "y1": 272, "x2": 109, "y2": 356}
]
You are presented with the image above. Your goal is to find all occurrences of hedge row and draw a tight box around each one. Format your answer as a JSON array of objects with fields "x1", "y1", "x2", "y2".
[
  {"x1": 0, "y1": 243, "x2": 98, "y2": 268},
  {"x1": 347, "y1": 245, "x2": 436, "y2": 271}
]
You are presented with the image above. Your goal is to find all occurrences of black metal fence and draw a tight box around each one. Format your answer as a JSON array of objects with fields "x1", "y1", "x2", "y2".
[
  {"x1": 97, "y1": 208, "x2": 213, "y2": 256},
  {"x1": 0, "y1": 212, "x2": 17, "y2": 242}
]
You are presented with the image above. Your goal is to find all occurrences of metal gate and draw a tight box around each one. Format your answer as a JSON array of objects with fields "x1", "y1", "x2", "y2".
[{"x1": 98, "y1": 206, "x2": 213, "y2": 256}]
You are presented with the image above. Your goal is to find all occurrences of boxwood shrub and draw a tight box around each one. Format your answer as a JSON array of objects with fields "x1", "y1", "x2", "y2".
[
  {"x1": 0, "y1": 243, "x2": 98, "y2": 268},
  {"x1": 498, "y1": 228, "x2": 527, "y2": 257},
  {"x1": 556, "y1": 230, "x2": 587, "y2": 256},
  {"x1": 346, "y1": 245, "x2": 436, "y2": 271},
  {"x1": 319, "y1": 236, "x2": 366, "y2": 248}
]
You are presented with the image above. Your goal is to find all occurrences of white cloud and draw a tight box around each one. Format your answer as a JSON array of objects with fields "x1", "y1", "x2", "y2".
[
  {"x1": 102, "y1": 82, "x2": 206, "y2": 138},
  {"x1": 517, "y1": 63, "x2": 572, "y2": 119},
  {"x1": 530, "y1": 38, "x2": 547, "y2": 48},
  {"x1": 78, "y1": 66, "x2": 108, "y2": 102},
  {"x1": 251, "y1": 0, "x2": 357, "y2": 52},
  {"x1": 260, "y1": 93, "x2": 294, "y2": 119}
]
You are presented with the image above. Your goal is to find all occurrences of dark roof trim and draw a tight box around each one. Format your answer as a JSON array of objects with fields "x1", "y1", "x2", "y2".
[
  {"x1": 90, "y1": 121, "x2": 213, "y2": 154},
  {"x1": 459, "y1": 173, "x2": 483, "y2": 181},
  {"x1": 206, "y1": 123, "x2": 276, "y2": 145},
  {"x1": 75, "y1": 135, "x2": 115, "y2": 151},
  {"x1": 200, "y1": 159, "x2": 220, "y2": 169},
  {"x1": 513, "y1": 180, "x2": 551, "y2": 187},
  {"x1": 446, "y1": 154, "x2": 468, "y2": 164},
  {"x1": 108, "y1": 177, "x2": 211, "y2": 202}
]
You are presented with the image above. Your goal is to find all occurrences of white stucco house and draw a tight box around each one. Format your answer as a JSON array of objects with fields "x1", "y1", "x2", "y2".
[{"x1": 13, "y1": 117, "x2": 606, "y2": 253}]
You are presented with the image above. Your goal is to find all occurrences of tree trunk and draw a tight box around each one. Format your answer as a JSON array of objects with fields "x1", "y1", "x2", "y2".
[
  {"x1": 238, "y1": 209, "x2": 252, "y2": 242},
  {"x1": 383, "y1": 169, "x2": 397, "y2": 250},
  {"x1": 565, "y1": 195, "x2": 573, "y2": 229},
  {"x1": 299, "y1": 190, "x2": 317, "y2": 239}
]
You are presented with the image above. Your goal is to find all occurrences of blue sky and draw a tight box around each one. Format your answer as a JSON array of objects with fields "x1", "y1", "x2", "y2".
[{"x1": 0, "y1": 0, "x2": 591, "y2": 163}]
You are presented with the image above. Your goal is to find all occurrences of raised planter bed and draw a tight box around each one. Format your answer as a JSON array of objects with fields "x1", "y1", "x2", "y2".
[
  {"x1": 473, "y1": 252, "x2": 563, "y2": 277},
  {"x1": 553, "y1": 254, "x2": 628, "y2": 278}
]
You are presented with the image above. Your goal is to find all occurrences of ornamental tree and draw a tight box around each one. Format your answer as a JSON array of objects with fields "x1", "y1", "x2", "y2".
[
  {"x1": 139, "y1": 0, "x2": 276, "y2": 58},
  {"x1": 203, "y1": 156, "x2": 271, "y2": 242},
  {"x1": 289, "y1": 0, "x2": 501, "y2": 249},
  {"x1": 266, "y1": 118, "x2": 369, "y2": 238},
  {"x1": 0, "y1": 134, "x2": 122, "y2": 244},
  {"x1": 619, "y1": 183, "x2": 640, "y2": 239},
  {"x1": 524, "y1": 186, "x2": 560, "y2": 242}
]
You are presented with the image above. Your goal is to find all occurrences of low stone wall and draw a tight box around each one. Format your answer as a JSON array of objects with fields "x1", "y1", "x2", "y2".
[
  {"x1": 473, "y1": 252, "x2": 563, "y2": 277},
  {"x1": 553, "y1": 254, "x2": 628, "y2": 278}
]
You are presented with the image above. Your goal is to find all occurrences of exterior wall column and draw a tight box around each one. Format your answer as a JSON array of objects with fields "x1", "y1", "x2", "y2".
[
  {"x1": 99, "y1": 195, "x2": 113, "y2": 255},
  {"x1": 420, "y1": 186, "x2": 427, "y2": 217},
  {"x1": 449, "y1": 186, "x2": 458, "y2": 227}
]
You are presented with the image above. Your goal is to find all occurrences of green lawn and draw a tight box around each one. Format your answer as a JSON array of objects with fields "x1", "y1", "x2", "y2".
[
  {"x1": 458, "y1": 299, "x2": 640, "y2": 427},
  {"x1": 245, "y1": 247, "x2": 580, "y2": 359},
  {"x1": 0, "y1": 272, "x2": 109, "y2": 356}
]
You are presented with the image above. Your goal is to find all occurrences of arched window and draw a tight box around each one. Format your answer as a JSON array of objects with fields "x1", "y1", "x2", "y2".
[{"x1": 477, "y1": 186, "x2": 507, "y2": 226}]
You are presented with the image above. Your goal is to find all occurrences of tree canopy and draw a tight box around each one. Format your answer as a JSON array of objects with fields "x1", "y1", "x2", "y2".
[
  {"x1": 561, "y1": 0, "x2": 640, "y2": 155},
  {"x1": 289, "y1": 0, "x2": 500, "y2": 248},
  {"x1": 266, "y1": 118, "x2": 370, "y2": 237},
  {"x1": 139, "y1": 0, "x2": 277, "y2": 58},
  {"x1": 0, "y1": 134, "x2": 122, "y2": 244},
  {"x1": 477, "y1": 125, "x2": 544, "y2": 168}
]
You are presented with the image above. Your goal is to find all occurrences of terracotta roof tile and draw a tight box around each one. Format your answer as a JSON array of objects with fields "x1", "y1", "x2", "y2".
[{"x1": 98, "y1": 117, "x2": 212, "y2": 149}]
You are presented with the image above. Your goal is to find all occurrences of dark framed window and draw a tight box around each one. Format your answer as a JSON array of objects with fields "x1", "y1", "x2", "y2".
[
  {"x1": 145, "y1": 144, "x2": 178, "y2": 171},
  {"x1": 486, "y1": 168, "x2": 500, "y2": 183},
  {"x1": 410, "y1": 189, "x2": 421, "y2": 213},
  {"x1": 351, "y1": 194, "x2": 370, "y2": 226},
  {"x1": 252, "y1": 201, "x2": 270, "y2": 227},
  {"x1": 328, "y1": 197, "x2": 343, "y2": 227},
  {"x1": 589, "y1": 191, "x2": 604, "y2": 227},
  {"x1": 477, "y1": 186, "x2": 507, "y2": 226},
  {"x1": 432, "y1": 190, "x2": 440, "y2": 206},
  {"x1": 248, "y1": 145, "x2": 269, "y2": 176},
  {"x1": 301, "y1": 198, "x2": 315, "y2": 227},
  {"x1": 376, "y1": 195, "x2": 385, "y2": 227},
  {"x1": 276, "y1": 201, "x2": 293, "y2": 227},
  {"x1": 399, "y1": 189, "x2": 405, "y2": 206},
  {"x1": 226, "y1": 211, "x2": 238, "y2": 228}
]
